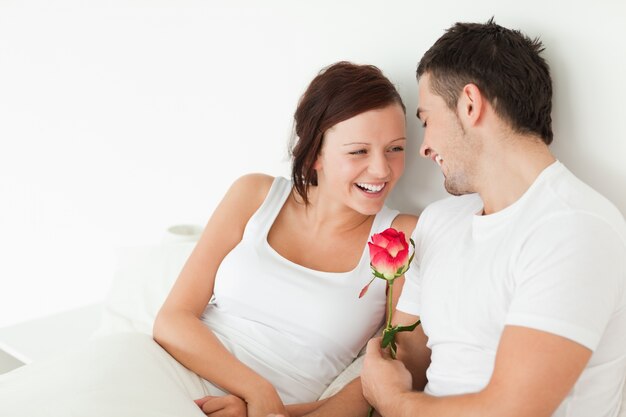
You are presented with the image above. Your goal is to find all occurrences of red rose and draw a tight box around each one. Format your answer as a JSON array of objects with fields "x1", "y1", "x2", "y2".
[
  {"x1": 368, "y1": 228, "x2": 410, "y2": 280},
  {"x1": 360, "y1": 228, "x2": 420, "y2": 369}
]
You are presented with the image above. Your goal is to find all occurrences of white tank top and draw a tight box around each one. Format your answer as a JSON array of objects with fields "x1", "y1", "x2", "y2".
[{"x1": 201, "y1": 176, "x2": 399, "y2": 403}]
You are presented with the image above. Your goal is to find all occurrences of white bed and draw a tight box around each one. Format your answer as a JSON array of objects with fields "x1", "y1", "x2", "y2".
[
  {"x1": 1, "y1": 231, "x2": 624, "y2": 416},
  {"x1": 0, "y1": 233, "x2": 363, "y2": 416}
]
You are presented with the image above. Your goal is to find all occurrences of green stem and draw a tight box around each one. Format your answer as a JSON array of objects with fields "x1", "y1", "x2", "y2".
[
  {"x1": 387, "y1": 280, "x2": 397, "y2": 360},
  {"x1": 367, "y1": 280, "x2": 395, "y2": 417},
  {"x1": 386, "y1": 280, "x2": 394, "y2": 331},
  {"x1": 367, "y1": 280, "x2": 396, "y2": 417}
]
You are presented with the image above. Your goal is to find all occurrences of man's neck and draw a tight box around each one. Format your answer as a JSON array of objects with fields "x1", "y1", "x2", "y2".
[{"x1": 476, "y1": 134, "x2": 556, "y2": 215}]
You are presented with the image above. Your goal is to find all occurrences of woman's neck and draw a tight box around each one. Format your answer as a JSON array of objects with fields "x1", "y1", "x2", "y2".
[{"x1": 293, "y1": 187, "x2": 374, "y2": 235}]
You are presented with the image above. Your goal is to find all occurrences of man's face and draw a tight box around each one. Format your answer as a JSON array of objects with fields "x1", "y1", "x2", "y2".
[{"x1": 416, "y1": 73, "x2": 479, "y2": 196}]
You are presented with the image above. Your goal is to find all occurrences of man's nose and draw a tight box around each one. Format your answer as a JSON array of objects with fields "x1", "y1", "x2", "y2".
[{"x1": 419, "y1": 140, "x2": 430, "y2": 159}]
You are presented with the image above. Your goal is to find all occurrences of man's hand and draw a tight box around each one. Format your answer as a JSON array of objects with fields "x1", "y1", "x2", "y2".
[
  {"x1": 362, "y1": 337, "x2": 413, "y2": 413},
  {"x1": 195, "y1": 395, "x2": 247, "y2": 417}
]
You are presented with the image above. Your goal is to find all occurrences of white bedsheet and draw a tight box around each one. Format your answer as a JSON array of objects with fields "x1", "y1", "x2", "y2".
[{"x1": 0, "y1": 332, "x2": 227, "y2": 417}]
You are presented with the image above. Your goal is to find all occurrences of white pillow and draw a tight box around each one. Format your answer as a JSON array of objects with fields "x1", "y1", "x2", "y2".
[
  {"x1": 619, "y1": 378, "x2": 626, "y2": 417},
  {"x1": 93, "y1": 226, "x2": 200, "y2": 338},
  {"x1": 319, "y1": 354, "x2": 364, "y2": 399}
]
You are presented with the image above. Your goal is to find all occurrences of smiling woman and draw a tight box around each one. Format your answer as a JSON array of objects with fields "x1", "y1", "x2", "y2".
[
  {"x1": 290, "y1": 62, "x2": 406, "y2": 204},
  {"x1": 0, "y1": 61, "x2": 418, "y2": 417},
  {"x1": 312, "y1": 104, "x2": 406, "y2": 216}
]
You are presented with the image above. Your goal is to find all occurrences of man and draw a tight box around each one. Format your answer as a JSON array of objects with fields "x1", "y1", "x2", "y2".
[{"x1": 360, "y1": 18, "x2": 626, "y2": 417}]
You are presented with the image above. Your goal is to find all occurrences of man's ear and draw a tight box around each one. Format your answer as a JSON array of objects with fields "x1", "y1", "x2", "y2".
[{"x1": 458, "y1": 83, "x2": 484, "y2": 127}]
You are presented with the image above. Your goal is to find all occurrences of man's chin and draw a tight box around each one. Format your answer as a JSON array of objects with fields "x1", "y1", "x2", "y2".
[{"x1": 444, "y1": 179, "x2": 472, "y2": 196}]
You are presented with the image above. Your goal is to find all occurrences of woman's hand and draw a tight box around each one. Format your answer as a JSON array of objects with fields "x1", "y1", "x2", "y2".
[
  {"x1": 195, "y1": 395, "x2": 247, "y2": 417},
  {"x1": 244, "y1": 388, "x2": 288, "y2": 417}
]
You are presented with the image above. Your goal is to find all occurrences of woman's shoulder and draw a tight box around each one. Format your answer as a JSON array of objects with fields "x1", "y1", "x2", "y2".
[
  {"x1": 231, "y1": 172, "x2": 275, "y2": 191},
  {"x1": 229, "y1": 172, "x2": 275, "y2": 199},
  {"x1": 391, "y1": 213, "x2": 419, "y2": 239},
  {"x1": 221, "y1": 173, "x2": 277, "y2": 219}
]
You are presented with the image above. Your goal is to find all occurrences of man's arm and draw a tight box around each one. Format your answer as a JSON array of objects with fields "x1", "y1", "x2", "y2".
[{"x1": 362, "y1": 325, "x2": 592, "y2": 417}]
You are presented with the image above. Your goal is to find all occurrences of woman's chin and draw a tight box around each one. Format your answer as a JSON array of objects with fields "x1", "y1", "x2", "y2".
[{"x1": 354, "y1": 200, "x2": 387, "y2": 216}]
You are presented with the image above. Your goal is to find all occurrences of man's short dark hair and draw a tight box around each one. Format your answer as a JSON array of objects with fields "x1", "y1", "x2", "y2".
[{"x1": 417, "y1": 17, "x2": 553, "y2": 145}]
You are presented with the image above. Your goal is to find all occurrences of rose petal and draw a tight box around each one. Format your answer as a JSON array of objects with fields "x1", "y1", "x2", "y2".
[
  {"x1": 375, "y1": 249, "x2": 409, "y2": 275},
  {"x1": 384, "y1": 238, "x2": 405, "y2": 257},
  {"x1": 368, "y1": 242, "x2": 387, "y2": 263},
  {"x1": 393, "y1": 247, "x2": 409, "y2": 268},
  {"x1": 380, "y1": 228, "x2": 401, "y2": 240},
  {"x1": 376, "y1": 230, "x2": 407, "y2": 256},
  {"x1": 371, "y1": 251, "x2": 402, "y2": 279},
  {"x1": 371, "y1": 233, "x2": 390, "y2": 247}
]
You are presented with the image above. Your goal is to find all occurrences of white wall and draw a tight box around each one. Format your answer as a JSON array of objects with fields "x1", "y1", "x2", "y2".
[{"x1": 1, "y1": 0, "x2": 624, "y2": 328}]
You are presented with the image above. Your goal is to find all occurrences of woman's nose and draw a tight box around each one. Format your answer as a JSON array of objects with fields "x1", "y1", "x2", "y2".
[{"x1": 369, "y1": 152, "x2": 391, "y2": 178}]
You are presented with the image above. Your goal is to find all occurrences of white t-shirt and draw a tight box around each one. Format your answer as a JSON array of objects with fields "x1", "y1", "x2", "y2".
[
  {"x1": 397, "y1": 161, "x2": 626, "y2": 416},
  {"x1": 202, "y1": 176, "x2": 398, "y2": 403}
]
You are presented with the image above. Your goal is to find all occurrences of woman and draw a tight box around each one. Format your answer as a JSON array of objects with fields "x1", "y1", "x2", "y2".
[
  {"x1": 0, "y1": 61, "x2": 416, "y2": 417},
  {"x1": 153, "y1": 61, "x2": 416, "y2": 416}
]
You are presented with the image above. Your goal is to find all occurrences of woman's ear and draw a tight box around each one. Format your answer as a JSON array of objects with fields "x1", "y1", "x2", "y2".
[
  {"x1": 312, "y1": 147, "x2": 324, "y2": 171},
  {"x1": 313, "y1": 156, "x2": 322, "y2": 170}
]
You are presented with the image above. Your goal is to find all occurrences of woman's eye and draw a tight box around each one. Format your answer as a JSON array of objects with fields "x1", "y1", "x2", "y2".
[
  {"x1": 349, "y1": 149, "x2": 367, "y2": 155},
  {"x1": 389, "y1": 146, "x2": 405, "y2": 152}
]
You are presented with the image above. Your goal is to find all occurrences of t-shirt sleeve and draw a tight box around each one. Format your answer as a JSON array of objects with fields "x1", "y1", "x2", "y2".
[
  {"x1": 396, "y1": 218, "x2": 425, "y2": 316},
  {"x1": 505, "y1": 213, "x2": 626, "y2": 351}
]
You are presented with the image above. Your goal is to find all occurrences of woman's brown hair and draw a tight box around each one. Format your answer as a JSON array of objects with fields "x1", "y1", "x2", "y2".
[{"x1": 290, "y1": 61, "x2": 405, "y2": 205}]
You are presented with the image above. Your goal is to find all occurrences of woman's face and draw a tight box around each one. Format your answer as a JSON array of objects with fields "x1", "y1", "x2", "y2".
[{"x1": 314, "y1": 103, "x2": 406, "y2": 215}]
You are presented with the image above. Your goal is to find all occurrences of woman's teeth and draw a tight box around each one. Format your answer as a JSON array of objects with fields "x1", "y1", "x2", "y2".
[{"x1": 356, "y1": 183, "x2": 385, "y2": 193}]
